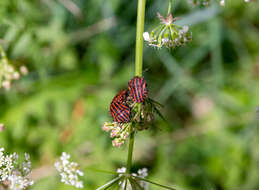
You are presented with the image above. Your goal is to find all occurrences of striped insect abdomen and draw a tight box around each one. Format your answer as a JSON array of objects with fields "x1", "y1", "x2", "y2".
[
  {"x1": 110, "y1": 102, "x2": 130, "y2": 123},
  {"x1": 128, "y1": 76, "x2": 148, "y2": 103},
  {"x1": 110, "y1": 90, "x2": 130, "y2": 123}
]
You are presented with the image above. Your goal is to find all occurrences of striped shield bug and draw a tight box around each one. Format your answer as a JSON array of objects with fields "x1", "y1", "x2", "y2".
[
  {"x1": 110, "y1": 90, "x2": 131, "y2": 123},
  {"x1": 128, "y1": 76, "x2": 148, "y2": 103},
  {"x1": 111, "y1": 89, "x2": 128, "y2": 103}
]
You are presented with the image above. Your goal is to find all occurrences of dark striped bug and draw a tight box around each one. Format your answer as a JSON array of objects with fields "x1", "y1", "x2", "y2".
[
  {"x1": 110, "y1": 90, "x2": 131, "y2": 123},
  {"x1": 111, "y1": 89, "x2": 128, "y2": 104},
  {"x1": 128, "y1": 76, "x2": 148, "y2": 103}
]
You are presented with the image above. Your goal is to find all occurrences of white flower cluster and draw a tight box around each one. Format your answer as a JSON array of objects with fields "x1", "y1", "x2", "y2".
[
  {"x1": 0, "y1": 148, "x2": 34, "y2": 190},
  {"x1": 144, "y1": 25, "x2": 192, "y2": 49},
  {"x1": 55, "y1": 152, "x2": 84, "y2": 188},
  {"x1": 0, "y1": 46, "x2": 28, "y2": 90},
  {"x1": 117, "y1": 167, "x2": 149, "y2": 190},
  {"x1": 143, "y1": 13, "x2": 192, "y2": 49},
  {"x1": 102, "y1": 122, "x2": 131, "y2": 147}
]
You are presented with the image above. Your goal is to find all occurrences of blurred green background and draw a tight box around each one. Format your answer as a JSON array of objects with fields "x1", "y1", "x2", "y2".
[{"x1": 1, "y1": 0, "x2": 259, "y2": 189}]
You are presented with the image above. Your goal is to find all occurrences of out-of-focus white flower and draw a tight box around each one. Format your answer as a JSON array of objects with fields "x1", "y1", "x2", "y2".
[
  {"x1": 220, "y1": 0, "x2": 225, "y2": 6},
  {"x1": 117, "y1": 167, "x2": 126, "y2": 177},
  {"x1": 8, "y1": 174, "x2": 34, "y2": 190},
  {"x1": 55, "y1": 152, "x2": 84, "y2": 188},
  {"x1": 137, "y1": 168, "x2": 148, "y2": 178},
  {"x1": 137, "y1": 168, "x2": 149, "y2": 190},
  {"x1": 0, "y1": 148, "x2": 33, "y2": 190},
  {"x1": 20, "y1": 66, "x2": 29, "y2": 75}
]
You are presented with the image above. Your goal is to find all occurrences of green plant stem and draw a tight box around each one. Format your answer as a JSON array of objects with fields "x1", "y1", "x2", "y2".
[
  {"x1": 126, "y1": 127, "x2": 135, "y2": 174},
  {"x1": 126, "y1": 0, "x2": 146, "y2": 176},
  {"x1": 135, "y1": 0, "x2": 146, "y2": 77},
  {"x1": 168, "y1": 0, "x2": 172, "y2": 15}
]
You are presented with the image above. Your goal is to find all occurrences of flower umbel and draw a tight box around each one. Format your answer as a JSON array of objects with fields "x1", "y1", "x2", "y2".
[
  {"x1": 143, "y1": 13, "x2": 192, "y2": 49},
  {"x1": 102, "y1": 122, "x2": 131, "y2": 147},
  {"x1": 0, "y1": 148, "x2": 34, "y2": 190},
  {"x1": 55, "y1": 152, "x2": 84, "y2": 188}
]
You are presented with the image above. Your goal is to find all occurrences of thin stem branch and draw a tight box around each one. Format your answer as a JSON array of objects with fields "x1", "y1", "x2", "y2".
[
  {"x1": 124, "y1": 178, "x2": 128, "y2": 190},
  {"x1": 134, "y1": 176, "x2": 177, "y2": 190},
  {"x1": 135, "y1": 0, "x2": 146, "y2": 77}
]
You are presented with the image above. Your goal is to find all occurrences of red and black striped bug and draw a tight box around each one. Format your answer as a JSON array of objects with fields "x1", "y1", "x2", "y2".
[
  {"x1": 111, "y1": 89, "x2": 128, "y2": 104},
  {"x1": 110, "y1": 90, "x2": 131, "y2": 123},
  {"x1": 128, "y1": 76, "x2": 148, "y2": 103}
]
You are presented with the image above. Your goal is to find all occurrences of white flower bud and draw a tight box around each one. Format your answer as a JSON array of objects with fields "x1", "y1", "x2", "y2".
[{"x1": 143, "y1": 32, "x2": 150, "y2": 41}]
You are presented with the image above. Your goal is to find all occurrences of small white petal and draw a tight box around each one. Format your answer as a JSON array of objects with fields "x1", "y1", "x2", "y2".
[{"x1": 143, "y1": 32, "x2": 150, "y2": 41}]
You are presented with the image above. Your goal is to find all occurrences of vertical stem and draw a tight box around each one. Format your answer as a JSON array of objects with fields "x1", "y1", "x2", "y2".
[
  {"x1": 167, "y1": 0, "x2": 172, "y2": 15},
  {"x1": 126, "y1": 0, "x2": 146, "y2": 174},
  {"x1": 126, "y1": 126, "x2": 135, "y2": 174},
  {"x1": 135, "y1": 0, "x2": 146, "y2": 77}
]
